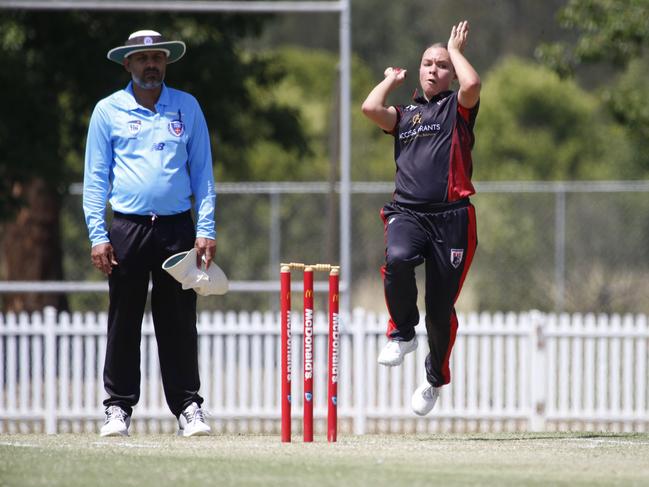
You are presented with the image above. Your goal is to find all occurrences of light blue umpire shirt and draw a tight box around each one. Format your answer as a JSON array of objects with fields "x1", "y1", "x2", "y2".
[{"x1": 83, "y1": 82, "x2": 216, "y2": 247}]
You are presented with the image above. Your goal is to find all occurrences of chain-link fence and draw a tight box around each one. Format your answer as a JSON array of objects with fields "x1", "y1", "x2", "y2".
[
  {"x1": 351, "y1": 181, "x2": 649, "y2": 315},
  {"x1": 466, "y1": 182, "x2": 649, "y2": 314},
  {"x1": 3, "y1": 181, "x2": 649, "y2": 314}
]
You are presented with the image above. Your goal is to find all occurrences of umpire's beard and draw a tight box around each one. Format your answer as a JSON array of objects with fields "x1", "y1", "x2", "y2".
[{"x1": 132, "y1": 70, "x2": 164, "y2": 90}]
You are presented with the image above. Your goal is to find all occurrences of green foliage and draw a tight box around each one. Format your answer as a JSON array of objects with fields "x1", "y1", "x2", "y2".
[
  {"x1": 602, "y1": 57, "x2": 649, "y2": 172},
  {"x1": 470, "y1": 57, "x2": 643, "y2": 311},
  {"x1": 534, "y1": 42, "x2": 575, "y2": 79},
  {"x1": 606, "y1": 58, "x2": 649, "y2": 135},
  {"x1": 0, "y1": 11, "x2": 309, "y2": 220},
  {"x1": 536, "y1": 0, "x2": 649, "y2": 174},
  {"x1": 239, "y1": 46, "x2": 394, "y2": 181},
  {"x1": 537, "y1": 0, "x2": 649, "y2": 73},
  {"x1": 209, "y1": 47, "x2": 397, "y2": 311},
  {"x1": 469, "y1": 193, "x2": 556, "y2": 311},
  {"x1": 4, "y1": 3, "x2": 646, "y2": 313},
  {"x1": 263, "y1": 0, "x2": 569, "y2": 78},
  {"x1": 473, "y1": 57, "x2": 633, "y2": 180},
  {"x1": 239, "y1": 48, "x2": 332, "y2": 181}
]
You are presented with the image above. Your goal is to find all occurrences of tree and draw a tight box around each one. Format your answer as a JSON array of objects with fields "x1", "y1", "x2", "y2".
[
  {"x1": 201, "y1": 47, "x2": 398, "y2": 311},
  {"x1": 536, "y1": 0, "x2": 649, "y2": 174},
  {"x1": 536, "y1": 0, "x2": 649, "y2": 76},
  {"x1": 261, "y1": 0, "x2": 570, "y2": 77},
  {"x1": 473, "y1": 57, "x2": 633, "y2": 180},
  {"x1": 467, "y1": 57, "x2": 634, "y2": 311},
  {"x1": 603, "y1": 57, "x2": 649, "y2": 170},
  {"x1": 0, "y1": 11, "x2": 308, "y2": 312}
]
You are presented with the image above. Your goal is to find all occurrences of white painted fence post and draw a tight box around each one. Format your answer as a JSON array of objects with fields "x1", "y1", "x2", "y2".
[
  {"x1": 352, "y1": 308, "x2": 366, "y2": 435},
  {"x1": 44, "y1": 306, "x2": 57, "y2": 434},
  {"x1": 529, "y1": 311, "x2": 547, "y2": 431},
  {"x1": 2, "y1": 307, "x2": 645, "y2": 433}
]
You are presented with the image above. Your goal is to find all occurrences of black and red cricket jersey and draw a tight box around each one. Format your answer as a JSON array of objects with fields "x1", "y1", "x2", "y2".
[{"x1": 388, "y1": 91, "x2": 479, "y2": 205}]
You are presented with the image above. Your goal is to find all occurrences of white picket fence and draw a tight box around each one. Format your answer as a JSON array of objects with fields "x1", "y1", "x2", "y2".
[{"x1": 0, "y1": 308, "x2": 647, "y2": 435}]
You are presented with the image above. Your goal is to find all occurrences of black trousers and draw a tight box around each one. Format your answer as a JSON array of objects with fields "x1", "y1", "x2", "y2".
[
  {"x1": 380, "y1": 200, "x2": 477, "y2": 388},
  {"x1": 103, "y1": 211, "x2": 203, "y2": 417}
]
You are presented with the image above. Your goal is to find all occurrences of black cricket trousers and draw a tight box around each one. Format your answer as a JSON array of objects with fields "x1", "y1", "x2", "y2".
[
  {"x1": 380, "y1": 199, "x2": 477, "y2": 388},
  {"x1": 103, "y1": 211, "x2": 203, "y2": 417}
]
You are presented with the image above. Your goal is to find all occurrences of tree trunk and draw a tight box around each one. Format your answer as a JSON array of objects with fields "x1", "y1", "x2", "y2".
[{"x1": 1, "y1": 178, "x2": 67, "y2": 312}]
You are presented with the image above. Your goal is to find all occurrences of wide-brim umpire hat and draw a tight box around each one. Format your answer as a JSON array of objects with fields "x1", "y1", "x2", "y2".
[{"x1": 107, "y1": 30, "x2": 186, "y2": 64}]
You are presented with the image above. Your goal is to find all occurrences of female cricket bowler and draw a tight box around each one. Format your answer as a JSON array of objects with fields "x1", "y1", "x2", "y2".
[{"x1": 361, "y1": 21, "x2": 480, "y2": 415}]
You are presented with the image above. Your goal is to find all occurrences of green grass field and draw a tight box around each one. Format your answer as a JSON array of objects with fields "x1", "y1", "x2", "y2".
[{"x1": 1, "y1": 432, "x2": 648, "y2": 486}]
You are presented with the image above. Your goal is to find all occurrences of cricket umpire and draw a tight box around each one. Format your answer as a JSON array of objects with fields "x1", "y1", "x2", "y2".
[
  {"x1": 83, "y1": 30, "x2": 215, "y2": 436},
  {"x1": 361, "y1": 21, "x2": 480, "y2": 415}
]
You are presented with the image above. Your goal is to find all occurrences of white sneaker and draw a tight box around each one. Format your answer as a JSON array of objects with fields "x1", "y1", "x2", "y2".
[
  {"x1": 178, "y1": 402, "x2": 211, "y2": 437},
  {"x1": 411, "y1": 382, "x2": 440, "y2": 416},
  {"x1": 377, "y1": 336, "x2": 418, "y2": 366},
  {"x1": 100, "y1": 405, "x2": 130, "y2": 437}
]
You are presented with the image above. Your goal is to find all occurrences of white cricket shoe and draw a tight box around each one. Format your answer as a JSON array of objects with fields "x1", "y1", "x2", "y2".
[
  {"x1": 100, "y1": 405, "x2": 131, "y2": 437},
  {"x1": 411, "y1": 382, "x2": 440, "y2": 416},
  {"x1": 178, "y1": 402, "x2": 211, "y2": 437},
  {"x1": 377, "y1": 336, "x2": 418, "y2": 366}
]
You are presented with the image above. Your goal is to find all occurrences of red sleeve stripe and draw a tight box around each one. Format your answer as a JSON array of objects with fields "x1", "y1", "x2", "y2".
[
  {"x1": 457, "y1": 104, "x2": 471, "y2": 123},
  {"x1": 447, "y1": 122, "x2": 476, "y2": 201}
]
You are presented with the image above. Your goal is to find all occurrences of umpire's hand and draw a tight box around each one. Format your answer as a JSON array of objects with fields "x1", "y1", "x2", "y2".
[
  {"x1": 195, "y1": 238, "x2": 216, "y2": 269},
  {"x1": 91, "y1": 242, "x2": 118, "y2": 275}
]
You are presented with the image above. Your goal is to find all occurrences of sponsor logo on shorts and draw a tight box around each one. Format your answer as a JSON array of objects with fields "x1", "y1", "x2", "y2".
[{"x1": 450, "y1": 248, "x2": 464, "y2": 268}]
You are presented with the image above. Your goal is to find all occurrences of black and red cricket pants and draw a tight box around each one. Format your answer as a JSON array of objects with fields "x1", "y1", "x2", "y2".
[
  {"x1": 380, "y1": 199, "x2": 477, "y2": 388},
  {"x1": 103, "y1": 211, "x2": 203, "y2": 417}
]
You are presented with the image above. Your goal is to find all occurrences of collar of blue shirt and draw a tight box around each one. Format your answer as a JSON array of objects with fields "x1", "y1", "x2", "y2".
[{"x1": 120, "y1": 81, "x2": 171, "y2": 111}]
